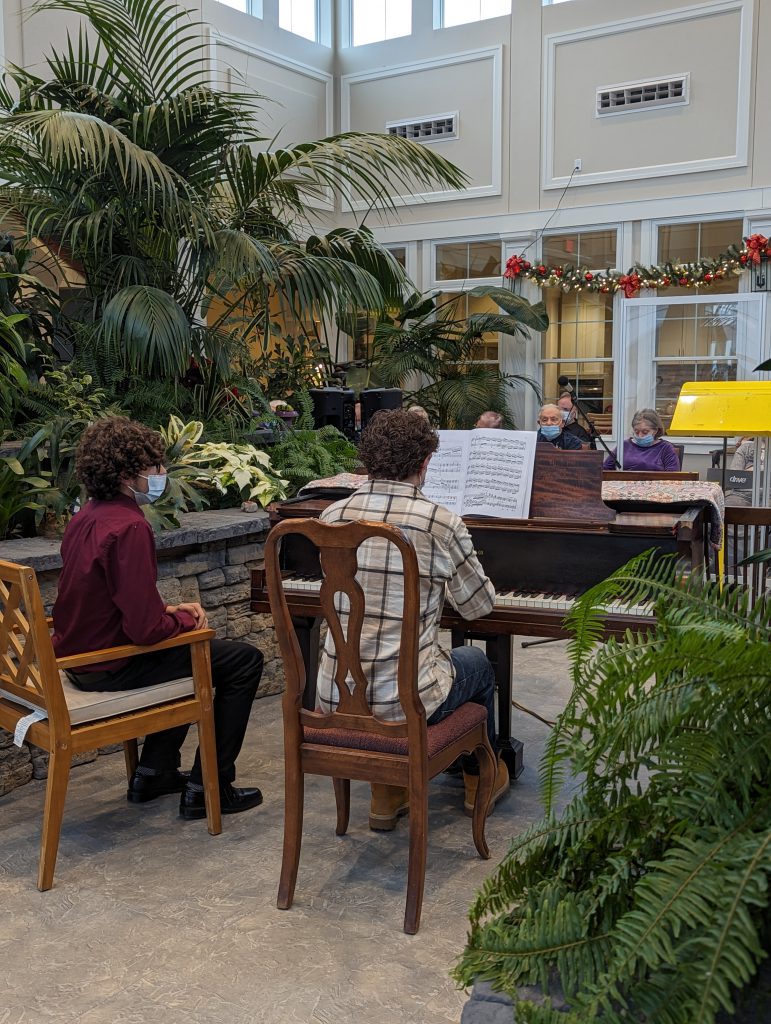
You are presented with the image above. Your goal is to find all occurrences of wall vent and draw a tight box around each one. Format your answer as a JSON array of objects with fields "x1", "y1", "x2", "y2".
[
  {"x1": 386, "y1": 112, "x2": 458, "y2": 142},
  {"x1": 596, "y1": 74, "x2": 689, "y2": 116}
]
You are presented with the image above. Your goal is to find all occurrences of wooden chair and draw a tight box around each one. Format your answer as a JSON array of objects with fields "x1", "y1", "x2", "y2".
[
  {"x1": 265, "y1": 518, "x2": 496, "y2": 934},
  {"x1": 0, "y1": 559, "x2": 222, "y2": 891},
  {"x1": 710, "y1": 507, "x2": 771, "y2": 608}
]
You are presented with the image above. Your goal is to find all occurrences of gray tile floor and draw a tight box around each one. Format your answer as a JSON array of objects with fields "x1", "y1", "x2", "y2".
[{"x1": 1, "y1": 638, "x2": 576, "y2": 1024}]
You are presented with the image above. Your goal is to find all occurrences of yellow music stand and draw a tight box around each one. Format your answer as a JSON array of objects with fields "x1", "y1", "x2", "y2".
[{"x1": 668, "y1": 381, "x2": 771, "y2": 579}]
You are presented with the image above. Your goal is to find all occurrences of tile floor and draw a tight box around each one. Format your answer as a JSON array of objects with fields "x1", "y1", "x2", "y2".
[{"x1": 1, "y1": 637, "x2": 576, "y2": 1024}]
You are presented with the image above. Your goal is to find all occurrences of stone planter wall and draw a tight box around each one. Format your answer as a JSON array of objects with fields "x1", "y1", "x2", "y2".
[{"x1": 0, "y1": 508, "x2": 280, "y2": 797}]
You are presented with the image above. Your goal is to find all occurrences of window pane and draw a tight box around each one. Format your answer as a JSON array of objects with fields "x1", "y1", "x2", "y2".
[
  {"x1": 352, "y1": 0, "x2": 410, "y2": 45},
  {"x1": 435, "y1": 240, "x2": 500, "y2": 280},
  {"x1": 388, "y1": 246, "x2": 407, "y2": 268},
  {"x1": 653, "y1": 299, "x2": 740, "y2": 428},
  {"x1": 215, "y1": 0, "x2": 248, "y2": 10},
  {"x1": 279, "y1": 0, "x2": 316, "y2": 40},
  {"x1": 542, "y1": 230, "x2": 616, "y2": 269},
  {"x1": 435, "y1": 292, "x2": 499, "y2": 361},
  {"x1": 657, "y1": 219, "x2": 743, "y2": 293},
  {"x1": 444, "y1": 0, "x2": 510, "y2": 28},
  {"x1": 540, "y1": 290, "x2": 614, "y2": 416}
]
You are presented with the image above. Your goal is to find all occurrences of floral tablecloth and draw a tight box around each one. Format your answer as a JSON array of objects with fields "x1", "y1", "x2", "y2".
[{"x1": 601, "y1": 479, "x2": 724, "y2": 548}]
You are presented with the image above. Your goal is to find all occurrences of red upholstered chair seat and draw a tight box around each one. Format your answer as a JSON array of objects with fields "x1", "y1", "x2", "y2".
[{"x1": 304, "y1": 701, "x2": 487, "y2": 757}]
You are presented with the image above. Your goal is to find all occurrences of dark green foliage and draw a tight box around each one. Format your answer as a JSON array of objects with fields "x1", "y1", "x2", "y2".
[
  {"x1": 268, "y1": 391, "x2": 359, "y2": 495},
  {"x1": 454, "y1": 553, "x2": 771, "y2": 1022},
  {"x1": 372, "y1": 286, "x2": 547, "y2": 428}
]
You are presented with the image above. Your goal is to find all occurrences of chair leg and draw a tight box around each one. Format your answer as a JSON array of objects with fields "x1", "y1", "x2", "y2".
[
  {"x1": 332, "y1": 778, "x2": 350, "y2": 836},
  {"x1": 277, "y1": 765, "x2": 304, "y2": 911},
  {"x1": 472, "y1": 740, "x2": 494, "y2": 861},
  {"x1": 197, "y1": 714, "x2": 221, "y2": 837},
  {"x1": 37, "y1": 746, "x2": 71, "y2": 891},
  {"x1": 403, "y1": 787, "x2": 428, "y2": 935},
  {"x1": 123, "y1": 739, "x2": 138, "y2": 780}
]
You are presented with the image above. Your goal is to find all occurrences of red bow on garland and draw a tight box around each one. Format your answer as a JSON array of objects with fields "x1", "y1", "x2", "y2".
[
  {"x1": 744, "y1": 234, "x2": 771, "y2": 265},
  {"x1": 504, "y1": 254, "x2": 531, "y2": 279},
  {"x1": 618, "y1": 272, "x2": 641, "y2": 298}
]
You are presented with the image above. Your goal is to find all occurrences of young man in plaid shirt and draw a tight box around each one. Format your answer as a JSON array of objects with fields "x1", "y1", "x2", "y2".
[{"x1": 317, "y1": 409, "x2": 510, "y2": 829}]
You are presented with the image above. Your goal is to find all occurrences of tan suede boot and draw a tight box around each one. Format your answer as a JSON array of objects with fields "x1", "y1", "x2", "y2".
[
  {"x1": 369, "y1": 784, "x2": 410, "y2": 831},
  {"x1": 463, "y1": 756, "x2": 510, "y2": 817}
]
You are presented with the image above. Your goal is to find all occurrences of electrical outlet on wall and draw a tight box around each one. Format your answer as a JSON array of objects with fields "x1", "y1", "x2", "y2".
[{"x1": 573, "y1": 158, "x2": 582, "y2": 172}]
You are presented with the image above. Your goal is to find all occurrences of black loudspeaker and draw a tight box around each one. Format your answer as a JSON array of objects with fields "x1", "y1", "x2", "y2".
[
  {"x1": 309, "y1": 387, "x2": 356, "y2": 440},
  {"x1": 360, "y1": 388, "x2": 403, "y2": 428}
]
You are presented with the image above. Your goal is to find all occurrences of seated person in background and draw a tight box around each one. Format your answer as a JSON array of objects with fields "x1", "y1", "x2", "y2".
[
  {"x1": 603, "y1": 408, "x2": 680, "y2": 471},
  {"x1": 556, "y1": 392, "x2": 594, "y2": 449},
  {"x1": 475, "y1": 410, "x2": 504, "y2": 429},
  {"x1": 536, "y1": 403, "x2": 583, "y2": 449},
  {"x1": 52, "y1": 417, "x2": 264, "y2": 820},
  {"x1": 317, "y1": 409, "x2": 509, "y2": 829},
  {"x1": 726, "y1": 437, "x2": 765, "y2": 506},
  {"x1": 407, "y1": 404, "x2": 430, "y2": 422}
]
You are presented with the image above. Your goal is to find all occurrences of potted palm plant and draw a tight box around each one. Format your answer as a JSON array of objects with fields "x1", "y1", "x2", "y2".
[
  {"x1": 371, "y1": 287, "x2": 548, "y2": 428},
  {"x1": 455, "y1": 551, "x2": 771, "y2": 1023}
]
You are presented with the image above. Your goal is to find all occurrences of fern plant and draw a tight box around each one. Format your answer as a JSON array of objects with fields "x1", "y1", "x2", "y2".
[
  {"x1": 454, "y1": 552, "x2": 771, "y2": 1023},
  {"x1": 267, "y1": 390, "x2": 359, "y2": 495}
]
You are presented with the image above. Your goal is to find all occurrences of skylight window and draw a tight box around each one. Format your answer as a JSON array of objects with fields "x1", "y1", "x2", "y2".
[{"x1": 351, "y1": 0, "x2": 411, "y2": 47}]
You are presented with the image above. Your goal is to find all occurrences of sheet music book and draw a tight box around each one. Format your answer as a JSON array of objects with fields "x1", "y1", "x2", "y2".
[{"x1": 422, "y1": 429, "x2": 538, "y2": 519}]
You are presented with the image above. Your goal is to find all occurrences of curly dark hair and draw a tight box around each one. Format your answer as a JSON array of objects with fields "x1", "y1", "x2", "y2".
[
  {"x1": 76, "y1": 417, "x2": 165, "y2": 500},
  {"x1": 358, "y1": 409, "x2": 439, "y2": 481}
]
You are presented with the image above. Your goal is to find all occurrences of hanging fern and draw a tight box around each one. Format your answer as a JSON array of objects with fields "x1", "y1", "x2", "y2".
[{"x1": 454, "y1": 553, "x2": 771, "y2": 1023}]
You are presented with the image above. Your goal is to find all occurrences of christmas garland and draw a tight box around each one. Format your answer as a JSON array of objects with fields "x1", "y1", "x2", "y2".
[{"x1": 504, "y1": 233, "x2": 771, "y2": 297}]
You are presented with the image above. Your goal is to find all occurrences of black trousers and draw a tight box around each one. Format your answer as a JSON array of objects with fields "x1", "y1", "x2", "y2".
[{"x1": 72, "y1": 640, "x2": 263, "y2": 785}]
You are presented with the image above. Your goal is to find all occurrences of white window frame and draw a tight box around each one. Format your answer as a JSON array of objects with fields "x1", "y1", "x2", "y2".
[
  {"x1": 278, "y1": 0, "x2": 323, "y2": 43},
  {"x1": 212, "y1": 0, "x2": 263, "y2": 16},
  {"x1": 535, "y1": 225, "x2": 623, "y2": 437},
  {"x1": 432, "y1": 0, "x2": 512, "y2": 30},
  {"x1": 618, "y1": 292, "x2": 767, "y2": 451},
  {"x1": 344, "y1": 0, "x2": 412, "y2": 48}
]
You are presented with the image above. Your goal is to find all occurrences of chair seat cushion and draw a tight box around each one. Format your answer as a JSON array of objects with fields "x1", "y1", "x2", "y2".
[
  {"x1": 303, "y1": 701, "x2": 488, "y2": 757},
  {"x1": 0, "y1": 673, "x2": 196, "y2": 726}
]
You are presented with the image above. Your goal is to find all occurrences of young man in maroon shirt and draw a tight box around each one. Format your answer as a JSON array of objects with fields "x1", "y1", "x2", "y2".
[{"x1": 52, "y1": 417, "x2": 264, "y2": 819}]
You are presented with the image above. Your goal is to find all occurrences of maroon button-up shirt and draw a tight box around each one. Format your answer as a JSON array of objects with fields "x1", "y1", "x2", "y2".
[{"x1": 52, "y1": 494, "x2": 196, "y2": 673}]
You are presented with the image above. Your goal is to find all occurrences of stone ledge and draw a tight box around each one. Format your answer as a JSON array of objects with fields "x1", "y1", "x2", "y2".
[{"x1": 0, "y1": 507, "x2": 270, "y2": 573}]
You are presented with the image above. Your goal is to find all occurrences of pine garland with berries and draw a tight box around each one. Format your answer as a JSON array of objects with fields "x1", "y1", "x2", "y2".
[{"x1": 504, "y1": 233, "x2": 771, "y2": 296}]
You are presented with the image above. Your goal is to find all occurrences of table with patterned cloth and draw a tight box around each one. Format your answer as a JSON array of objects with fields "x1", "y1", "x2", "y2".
[{"x1": 601, "y1": 479, "x2": 725, "y2": 548}]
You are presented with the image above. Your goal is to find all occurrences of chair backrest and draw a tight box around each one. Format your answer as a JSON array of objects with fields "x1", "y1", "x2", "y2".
[
  {"x1": 265, "y1": 518, "x2": 425, "y2": 747},
  {"x1": 0, "y1": 559, "x2": 68, "y2": 726},
  {"x1": 710, "y1": 507, "x2": 771, "y2": 608}
]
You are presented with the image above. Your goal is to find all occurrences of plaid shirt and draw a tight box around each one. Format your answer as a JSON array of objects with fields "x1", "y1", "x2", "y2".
[{"x1": 317, "y1": 479, "x2": 495, "y2": 720}]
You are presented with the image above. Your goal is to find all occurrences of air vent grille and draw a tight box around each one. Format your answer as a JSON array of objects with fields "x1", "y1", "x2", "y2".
[
  {"x1": 386, "y1": 113, "x2": 458, "y2": 142},
  {"x1": 596, "y1": 75, "x2": 689, "y2": 116}
]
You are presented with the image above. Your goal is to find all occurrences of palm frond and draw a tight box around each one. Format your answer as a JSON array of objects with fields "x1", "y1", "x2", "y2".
[{"x1": 100, "y1": 284, "x2": 191, "y2": 376}]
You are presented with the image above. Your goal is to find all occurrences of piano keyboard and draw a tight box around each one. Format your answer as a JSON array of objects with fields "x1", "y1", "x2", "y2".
[{"x1": 276, "y1": 574, "x2": 654, "y2": 619}]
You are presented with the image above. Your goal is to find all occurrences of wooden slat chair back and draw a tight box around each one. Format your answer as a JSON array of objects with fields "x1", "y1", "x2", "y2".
[
  {"x1": 0, "y1": 559, "x2": 222, "y2": 890},
  {"x1": 712, "y1": 507, "x2": 771, "y2": 609},
  {"x1": 265, "y1": 518, "x2": 496, "y2": 934}
]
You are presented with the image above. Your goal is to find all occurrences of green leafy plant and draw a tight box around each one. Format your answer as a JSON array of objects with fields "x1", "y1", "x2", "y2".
[
  {"x1": 372, "y1": 287, "x2": 548, "y2": 428},
  {"x1": 0, "y1": 456, "x2": 49, "y2": 539},
  {"x1": 0, "y1": 309, "x2": 29, "y2": 428},
  {"x1": 0, "y1": 0, "x2": 467, "y2": 401},
  {"x1": 454, "y1": 552, "x2": 771, "y2": 1023},
  {"x1": 185, "y1": 441, "x2": 287, "y2": 507},
  {"x1": 15, "y1": 418, "x2": 85, "y2": 535},
  {"x1": 268, "y1": 391, "x2": 360, "y2": 495}
]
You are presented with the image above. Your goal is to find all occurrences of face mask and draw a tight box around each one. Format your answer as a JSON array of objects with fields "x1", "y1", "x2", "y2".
[
  {"x1": 560, "y1": 410, "x2": 570, "y2": 422},
  {"x1": 540, "y1": 424, "x2": 561, "y2": 440},
  {"x1": 130, "y1": 473, "x2": 167, "y2": 505},
  {"x1": 632, "y1": 434, "x2": 655, "y2": 448}
]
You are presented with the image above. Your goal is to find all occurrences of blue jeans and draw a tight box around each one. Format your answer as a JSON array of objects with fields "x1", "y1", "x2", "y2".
[{"x1": 427, "y1": 646, "x2": 497, "y2": 769}]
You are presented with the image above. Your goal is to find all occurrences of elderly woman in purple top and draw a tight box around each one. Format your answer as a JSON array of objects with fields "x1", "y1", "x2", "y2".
[{"x1": 603, "y1": 408, "x2": 681, "y2": 471}]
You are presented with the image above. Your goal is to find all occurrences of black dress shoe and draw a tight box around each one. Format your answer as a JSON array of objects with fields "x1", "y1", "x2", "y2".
[
  {"x1": 127, "y1": 768, "x2": 190, "y2": 803},
  {"x1": 179, "y1": 781, "x2": 263, "y2": 820}
]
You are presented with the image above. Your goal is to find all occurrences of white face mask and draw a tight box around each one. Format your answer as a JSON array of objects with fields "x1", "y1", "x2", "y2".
[{"x1": 130, "y1": 473, "x2": 167, "y2": 505}]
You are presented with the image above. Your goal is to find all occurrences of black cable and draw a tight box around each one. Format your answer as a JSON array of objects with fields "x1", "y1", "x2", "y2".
[{"x1": 516, "y1": 166, "x2": 579, "y2": 260}]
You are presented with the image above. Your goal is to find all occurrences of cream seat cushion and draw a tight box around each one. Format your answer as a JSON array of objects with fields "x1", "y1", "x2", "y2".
[{"x1": 0, "y1": 672, "x2": 196, "y2": 726}]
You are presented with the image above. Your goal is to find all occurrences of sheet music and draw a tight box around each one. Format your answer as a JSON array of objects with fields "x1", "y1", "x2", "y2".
[{"x1": 422, "y1": 429, "x2": 538, "y2": 519}]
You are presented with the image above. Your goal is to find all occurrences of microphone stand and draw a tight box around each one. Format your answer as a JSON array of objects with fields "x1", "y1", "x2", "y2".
[{"x1": 571, "y1": 395, "x2": 620, "y2": 469}]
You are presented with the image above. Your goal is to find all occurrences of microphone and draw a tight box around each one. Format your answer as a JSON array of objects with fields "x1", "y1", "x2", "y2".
[{"x1": 557, "y1": 376, "x2": 573, "y2": 394}]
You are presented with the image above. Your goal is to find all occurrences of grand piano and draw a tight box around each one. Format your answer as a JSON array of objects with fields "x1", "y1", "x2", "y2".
[{"x1": 251, "y1": 448, "x2": 710, "y2": 776}]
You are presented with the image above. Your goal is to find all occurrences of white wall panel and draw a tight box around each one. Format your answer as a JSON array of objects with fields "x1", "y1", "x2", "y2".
[{"x1": 543, "y1": 0, "x2": 752, "y2": 189}]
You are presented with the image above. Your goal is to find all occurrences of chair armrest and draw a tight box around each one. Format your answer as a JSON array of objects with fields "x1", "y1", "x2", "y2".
[{"x1": 56, "y1": 628, "x2": 215, "y2": 671}]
